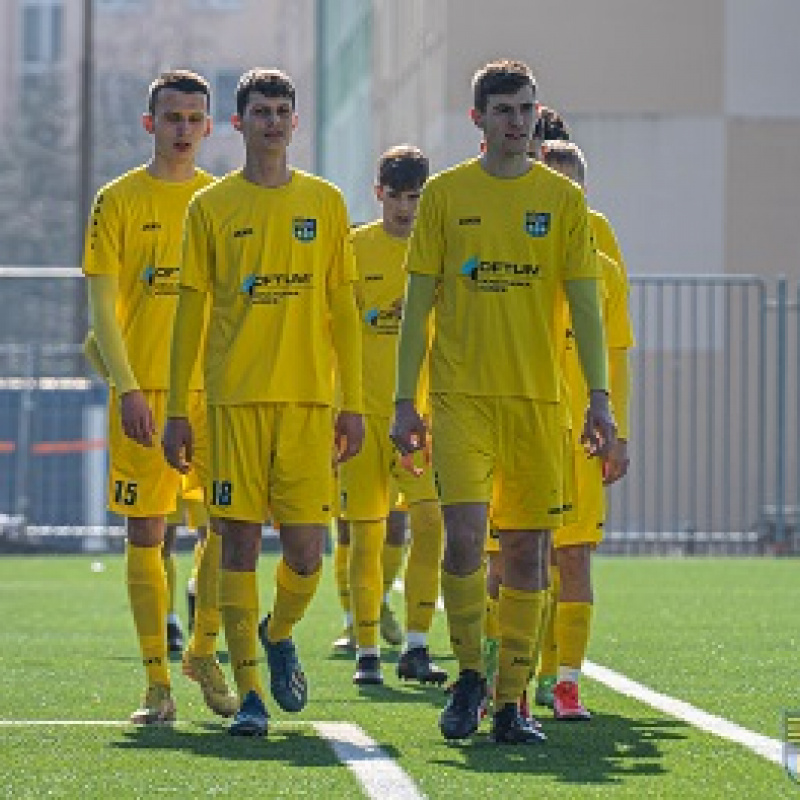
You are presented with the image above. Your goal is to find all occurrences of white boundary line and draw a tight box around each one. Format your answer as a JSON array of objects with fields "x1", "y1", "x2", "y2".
[
  {"x1": 0, "y1": 719, "x2": 424, "y2": 800},
  {"x1": 584, "y1": 661, "x2": 783, "y2": 765}
]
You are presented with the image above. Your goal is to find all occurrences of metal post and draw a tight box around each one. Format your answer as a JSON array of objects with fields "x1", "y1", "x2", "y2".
[{"x1": 775, "y1": 278, "x2": 788, "y2": 551}]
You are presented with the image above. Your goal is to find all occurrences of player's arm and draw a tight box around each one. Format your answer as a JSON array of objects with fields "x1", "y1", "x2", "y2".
[
  {"x1": 603, "y1": 346, "x2": 630, "y2": 484},
  {"x1": 88, "y1": 274, "x2": 156, "y2": 446},
  {"x1": 82, "y1": 329, "x2": 109, "y2": 382},
  {"x1": 391, "y1": 272, "x2": 436, "y2": 454},
  {"x1": 564, "y1": 277, "x2": 614, "y2": 457}
]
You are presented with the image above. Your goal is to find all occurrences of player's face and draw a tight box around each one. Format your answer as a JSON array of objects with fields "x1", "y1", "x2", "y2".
[
  {"x1": 377, "y1": 185, "x2": 422, "y2": 238},
  {"x1": 234, "y1": 91, "x2": 297, "y2": 154},
  {"x1": 145, "y1": 88, "x2": 210, "y2": 165},
  {"x1": 474, "y1": 84, "x2": 536, "y2": 159}
]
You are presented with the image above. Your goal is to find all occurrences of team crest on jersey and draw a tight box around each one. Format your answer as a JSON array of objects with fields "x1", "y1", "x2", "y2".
[
  {"x1": 293, "y1": 217, "x2": 317, "y2": 242},
  {"x1": 524, "y1": 211, "x2": 551, "y2": 237}
]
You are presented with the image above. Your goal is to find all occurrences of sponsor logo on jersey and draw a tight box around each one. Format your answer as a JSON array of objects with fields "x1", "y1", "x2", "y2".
[
  {"x1": 241, "y1": 271, "x2": 313, "y2": 304},
  {"x1": 141, "y1": 221, "x2": 161, "y2": 232},
  {"x1": 459, "y1": 216, "x2": 481, "y2": 226},
  {"x1": 524, "y1": 211, "x2": 551, "y2": 237},
  {"x1": 459, "y1": 256, "x2": 540, "y2": 292},
  {"x1": 141, "y1": 265, "x2": 180, "y2": 295},
  {"x1": 293, "y1": 217, "x2": 317, "y2": 242},
  {"x1": 233, "y1": 227, "x2": 254, "y2": 238}
]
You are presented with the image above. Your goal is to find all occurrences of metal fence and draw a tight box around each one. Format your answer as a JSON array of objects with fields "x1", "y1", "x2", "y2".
[{"x1": 0, "y1": 268, "x2": 798, "y2": 554}]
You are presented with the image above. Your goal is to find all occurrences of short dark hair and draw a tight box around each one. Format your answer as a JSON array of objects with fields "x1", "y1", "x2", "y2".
[
  {"x1": 542, "y1": 140, "x2": 586, "y2": 185},
  {"x1": 235, "y1": 68, "x2": 296, "y2": 116},
  {"x1": 378, "y1": 145, "x2": 429, "y2": 191},
  {"x1": 147, "y1": 70, "x2": 211, "y2": 115},
  {"x1": 534, "y1": 105, "x2": 571, "y2": 142},
  {"x1": 472, "y1": 59, "x2": 536, "y2": 113}
]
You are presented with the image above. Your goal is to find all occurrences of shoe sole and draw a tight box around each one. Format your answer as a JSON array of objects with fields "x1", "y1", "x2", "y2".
[
  {"x1": 229, "y1": 721, "x2": 267, "y2": 737},
  {"x1": 353, "y1": 675, "x2": 384, "y2": 686},
  {"x1": 554, "y1": 711, "x2": 591, "y2": 721},
  {"x1": 130, "y1": 706, "x2": 177, "y2": 725},
  {"x1": 182, "y1": 660, "x2": 238, "y2": 718},
  {"x1": 397, "y1": 670, "x2": 448, "y2": 686}
]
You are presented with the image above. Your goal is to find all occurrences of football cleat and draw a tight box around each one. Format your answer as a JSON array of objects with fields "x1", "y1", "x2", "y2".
[
  {"x1": 167, "y1": 619, "x2": 184, "y2": 654},
  {"x1": 397, "y1": 647, "x2": 448, "y2": 685},
  {"x1": 353, "y1": 654, "x2": 383, "y2": 685},
  {"x1": 182, "y1": 652, "x2": 239, "y2": 717},
  {"x1": 229, "y1": 690, "x2": 269, "y2": 737},
  {"x1": 258, "y1": 616, "x2": 308, "y2": 713},
  {"x1": 439, "y1": 669, "x2": 487, "y2": 740},
  {"x1": 535, "y1": 675, "x2": 557, "y2": 709},
  {"x1": 491, "y1": 702, "x2": 547, "y2": 744},
  {"x1": 332, "y1": 625, "x2": 356, "y2": 653},
  {"x1": 379, "y1": 603, "x2": 403, "y2": 646},
  {"x1": 129, "y1": 684, "x2": 176, "y2": 725},
  {"x1": 553, "y1": 680, "x2": 591, "y2": 721}
]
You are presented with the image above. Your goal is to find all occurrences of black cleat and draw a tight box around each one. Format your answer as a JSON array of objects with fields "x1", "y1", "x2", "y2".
[
  {"x1": 397, "y1": 647, "x2": 448, "y2": 685},
  {"x1": 258, "y1": 615, "x2": 308, "y2": 713},
  {"x1": 166, "y1": 620, "x2": 184, "y2": 654},
  {"x1": 491, "y1": 703, "x2": 547, "y2": 744},
  {"x1": 439, "y1": 669, "x2": 486, "y2": 740},
  {"x1": 353, "y1": 655, "x2": 383, "y2": 685}
]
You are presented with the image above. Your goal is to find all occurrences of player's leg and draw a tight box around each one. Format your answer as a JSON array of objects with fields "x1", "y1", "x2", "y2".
[
  {"x1": 380, "y1": 505, "x2": 406, "y2": 646},
  {"x1": 259, "y1": 404, "x2": 333, "y2": 710},
  {"x1": 483, "y1": 532, "x2": 502, "y2": 708},
  {"x1": 163, "y1": 513, "x2": 183, "y2": 654},
  {"x1": 339, "y1": 415, "x2": 391, "y2": 685},
  {"x1": 331, "y1": 518, "x2": 355, "y2": 652},
  {"x1": 395, "y1": 455, "x2": 447, "y2": 685},
  {"x1": 110, "y1": 388, "x2": 180, "y2": 724},
  {"x1": 181, "y1": 392, "x2": 238, "y2": 718}
]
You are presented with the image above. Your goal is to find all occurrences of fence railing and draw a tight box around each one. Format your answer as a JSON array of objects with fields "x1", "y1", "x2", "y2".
[{"x1": 0, "y1": 269, "x2": 798, "y2": 554}]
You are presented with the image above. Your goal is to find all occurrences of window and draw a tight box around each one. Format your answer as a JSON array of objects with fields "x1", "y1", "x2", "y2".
[
  {"x1": 213, "y1": 69, "x2": 240, "y2": 125},
  {"x1": 20, "y1": 1, "x2": 63, "y2": 70},
  {"x1": 95, "y1": 0, "x2": 144, "y2": 10},
  {"x1": 190, "y1": 0, "x2": 241, "y2": 9}
]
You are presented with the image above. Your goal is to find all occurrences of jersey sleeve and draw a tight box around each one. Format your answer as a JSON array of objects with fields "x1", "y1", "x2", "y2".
[
  {"x1": 82, "y1": 187, "x2": 122, "y2": 277},
  {"x1": 601, "y1": 253, "x2": 636, "y2": 351},
  {"x1": 180, "y1": 198, "x2": 213, "y2": 293},
  {"x1": 326, "y1": 195, "x2": 358, "y2": 294},
  {"x1": 403, "y1": 182, "x2": 444, "y2": 277},
  {"x1": 562, "y1": 188, "x2": 597, "y2": 282}
]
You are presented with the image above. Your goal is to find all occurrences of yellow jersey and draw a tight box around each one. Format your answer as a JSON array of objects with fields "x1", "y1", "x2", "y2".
[
  {"x1": 405, "y1": 158, "x2": 597, "y2": 401},
  {"x1": 180, "y1": 169, "x2": 356, "y2": 406},
  {"x1": 82, "y1": 166, "x2": 213, "y2": 390},
  {"x1": 563, "y1": 212, "x2": 635, "y2": 439}
]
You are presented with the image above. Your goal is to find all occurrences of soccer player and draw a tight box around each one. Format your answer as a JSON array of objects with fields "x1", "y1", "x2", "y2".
[
  {"x1": 82, "y1": 70, "x2": 236, "y2": 724},
  {"x1": 332, "y1": 507, "x2": 408, "y2": 653},
  {"x1": 535, "y1": 140, "x2": 634, "y2": 719},
  {"x1": 340, "y1": 145, "x2": 447, "y2": 686},
  {"x1": 391, "y1": 59, "x2": 615, "y2": 744},
  {"x1": 162, "y1": 68, "x2": 365, "y2": 738}
]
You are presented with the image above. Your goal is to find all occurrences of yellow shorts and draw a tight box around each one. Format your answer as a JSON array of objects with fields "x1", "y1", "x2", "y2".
[
  {"x1": 207, "y1": 403, "x2": 334, "y2": 525},
  {"x1": 107, "y1": 389, "x2": 207, "y2": 517},
  {"x1": 553, "y1": 446, "x2": 605, "y2": 548},
  {"x1": 167, "y1": 480, "x2": 209, "y2": 529},
  {"x1": 432, "y1": 394, "x2": 565, "y2": 531},
  {"x1": 339, "y1": 414, "x2": 436, "y2": 521}
]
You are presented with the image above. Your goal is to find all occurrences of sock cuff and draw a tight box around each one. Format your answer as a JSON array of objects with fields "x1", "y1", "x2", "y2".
[
  {"x1": 276, "y1": 558, "x2": 322, "y2": 593},
  {"x1": 218, "y1": 569, "x2": 258, "y2": 609},
  {"x1": 499, "y1": 585, "x2": 546, "y2": 604}
]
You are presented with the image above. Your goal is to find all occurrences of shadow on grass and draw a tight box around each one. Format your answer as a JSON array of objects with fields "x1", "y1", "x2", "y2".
[
  {"x1": 109, "y1": 721, "x2": 402, "y2": 766},
  {"x1": 429, "y1": 712, "x2": 684, "y2": 785}
]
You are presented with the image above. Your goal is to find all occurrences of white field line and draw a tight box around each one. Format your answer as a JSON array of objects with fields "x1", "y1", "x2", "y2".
[
  {"x1": 394, "y1": 580, "x2": 783, "y2": 766},
  {"x1": 583, "y1": 661, "x2": 783, "y2": 765},
  {"x1": 0, "y1": 719, "x2": 424, "y2": 800}
]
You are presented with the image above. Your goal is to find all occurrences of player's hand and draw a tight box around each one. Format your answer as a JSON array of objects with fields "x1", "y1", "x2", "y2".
[
  {"x1": 602, "y1": 438, "x2": 629, "y2": 485},
  {"x1": 334, "y1": 411, "x2": 365, "y2": 465},
  {"x1": 120, "y1": 390, "x2": 156, "y2": 447},
  {"x1": 581, "y1": 390, "x2": 617, "y2": 459},
  {"x1": 390, "y1": 399, "x2": 427, "y2": 456},
  {"x1": 162, "y1": 416, "x2": 193, "y2": 474}
]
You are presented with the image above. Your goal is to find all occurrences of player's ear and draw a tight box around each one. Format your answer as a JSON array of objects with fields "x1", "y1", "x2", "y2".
[
  {"x1": 291, "y1": 112, "x2": 299, "y2": 131},
  {"x1": 231, "y1": 113, "x2": 242, "y2": 132},
  {"x1": 142, "y1": 113, "x2": 155, "y2": 135},
  {"x1": 375, "y1": 184, "x2": 385, "y2": 202},
  {"x1": 469, "y1": 107, "x2": 483, "y2": 130},
  {"x1": 204, "y1": 116, "x2": 212, "y2": 137}
]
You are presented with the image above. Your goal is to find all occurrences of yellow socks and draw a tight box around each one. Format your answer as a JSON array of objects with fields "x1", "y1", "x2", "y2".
[
  {"x1": 126, "y1": 542, "x2": 169, "y2": 687},
  {"x1": 218, "y1": 569, "x2": 262, "y2": 699},
  {"x1": 348, "y1": 520, "x2": 384, "y2": 650},
  {"x1": 496, "y1": 586, "x2": 546, "y2": 707},
  {"x1": 334, "y1": 539, "x2": 351, "y2": 615},
  {"x1": 537, "y1": 565, "x2": 560, "y2": 678},
  {"x1": 404, "y1": 501, "x2": 444, "y2": 636},
  {"x1": 266, "y1": 559, "x2": 322, "y2": 643},
  {"x1": 189, "y1": 539, "x2": 203, "y2": 590},
  {"x1": 382, "y1": 541, "x2": 405, "y2": 600},
  {"x1": 189, "y1": 529, "x2": 221, "y2": 657},
  {"x1": 162, "y1": 549, "x2": 176, "y2": 616},
  {"x1": 556, "y1": 601, "x2": 592, "y2": 672},
  {"x1": 441, "y1": 566, "x2": 486, "y2": 673}
]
